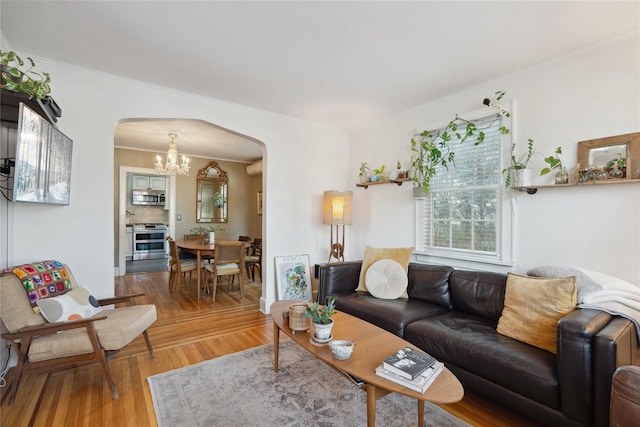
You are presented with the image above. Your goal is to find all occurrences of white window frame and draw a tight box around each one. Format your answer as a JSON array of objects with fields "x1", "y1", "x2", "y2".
[{"x1": 413, "y1": 100, "x2": 515, "y2": 274}]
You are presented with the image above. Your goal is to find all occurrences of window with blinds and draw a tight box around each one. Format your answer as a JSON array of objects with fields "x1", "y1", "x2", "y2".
[{"x1": 419, "y1": 114, "x2": 502, "y2": 257}]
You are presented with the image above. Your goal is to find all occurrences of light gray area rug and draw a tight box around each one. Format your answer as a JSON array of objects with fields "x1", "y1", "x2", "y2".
[{"x1": 148, "y1": 341, "x2": 470, "y2": 427}]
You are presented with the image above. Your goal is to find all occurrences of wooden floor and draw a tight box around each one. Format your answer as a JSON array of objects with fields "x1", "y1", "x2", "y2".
[{"x1": 1, "y1": 271, "x2": 543, "y2": 427}]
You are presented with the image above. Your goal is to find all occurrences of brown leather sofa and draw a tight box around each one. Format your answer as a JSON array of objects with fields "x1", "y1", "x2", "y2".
[
  {"x1": 317, "y1": 261, "x2": 640, "y2": 427},
  {"x1": 610, "y1": 365, "x2": 640, "y2": 427}
]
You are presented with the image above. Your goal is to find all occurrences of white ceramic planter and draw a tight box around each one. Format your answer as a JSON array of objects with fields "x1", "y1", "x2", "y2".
[
  {"x1": 312, "y1": 320, "x2": 333, "y2": 340},
  {"x1": 513, "y1": 168, "x2": 532, "y2": 188}
]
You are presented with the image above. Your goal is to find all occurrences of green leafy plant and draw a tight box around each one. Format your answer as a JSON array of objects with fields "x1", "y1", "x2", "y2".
[
  {"x1": 359, "y1": 162, "x2": 370, "y2": 177},
  {"x1": 396, "y1": 160, "x2": 402, "y2": 171},
  {"x1": 540, "y1": 146, "x2": 564, "y2": 176},
  {"x1": 409, "y1": 91, "x2": 510, "y2": 195},
  {"x1": 0, "y1": 50, "x2": 52, "y2": 100},
  {"x1": 501, "y1": 139, "x2": 536, "y2": 189},
  {"x1": 605, "y1": 154, "x2": 627, "y2": 170},
  {"x1": 372, "y1": 164, "x2": 386, "y2": 179},
  {"x1": 213, "y1": 192, "x2": 224, "y2": 208},
  {"x1": 304, "y1": 296, "x2": 336, "y2": 324}
]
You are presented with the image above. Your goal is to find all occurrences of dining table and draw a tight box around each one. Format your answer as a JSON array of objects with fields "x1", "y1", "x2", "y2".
[{"x1": 175, "y1": 239, "x2": 249, "y2": 300}]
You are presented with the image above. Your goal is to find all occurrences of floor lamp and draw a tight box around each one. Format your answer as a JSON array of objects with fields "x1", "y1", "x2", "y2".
[{"x1": 323, "y1": 190, "x2": 352, "y2": 263}]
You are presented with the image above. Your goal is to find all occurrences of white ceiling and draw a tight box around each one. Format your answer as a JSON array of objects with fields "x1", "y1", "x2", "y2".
[{"x1": 2, "y1": 1, "x2": 638, "y2": 163}]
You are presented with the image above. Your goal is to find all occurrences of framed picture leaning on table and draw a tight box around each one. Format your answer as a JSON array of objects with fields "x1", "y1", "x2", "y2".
[{"x1": 275, "y1": 254, "x2": 312, "y2": 301}]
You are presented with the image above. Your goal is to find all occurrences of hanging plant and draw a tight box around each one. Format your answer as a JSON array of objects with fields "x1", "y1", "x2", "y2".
[
  {"x1": 409, "y1": 91, "x2": 511, "y2": 196},
  {"x1": 0, "y1": 50, "x2": 52, "y2": 100}
]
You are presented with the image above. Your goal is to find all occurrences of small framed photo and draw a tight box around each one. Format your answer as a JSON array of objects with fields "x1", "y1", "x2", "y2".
[
  {"x1": 275, "y1": 254, "x2": 312, "y2": 301},
  {"x1": 257, "y1": 191, "x2": 263, "y2": 215}
]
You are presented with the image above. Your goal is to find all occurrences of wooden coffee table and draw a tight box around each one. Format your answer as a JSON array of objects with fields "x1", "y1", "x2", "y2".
[{"x1": 271, "y1": 300, "x2": 463, "y2": 427}]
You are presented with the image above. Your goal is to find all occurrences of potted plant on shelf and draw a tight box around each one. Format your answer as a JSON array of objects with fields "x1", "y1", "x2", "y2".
[
  {"x1": 390, "y1": 160, "x2": 403, "y2": 180},
  {"x1": 0, "y1": 50, "x2": 52, "y2": 100},
  {"x1": 540, "y1": 146, "x2": 568, "y2": 184},
  {"x1": 409, "y1": 91, "x2": 511, "y2": 197},
  {"x1": 359, "y1": 162, "x2": 371, "y2": 183},
  {"x1": 605, "y1": 154, "x2": 627, "y2": 178},
  {"x1": 371, "y1": 164, "x2": 386, "y2": 182},
  {"x1": 304, "y1": 296, "x2": 336, "y2": 341},
  {"x1": 501, "y1": 139, "x2": 536, "y2": 189}
]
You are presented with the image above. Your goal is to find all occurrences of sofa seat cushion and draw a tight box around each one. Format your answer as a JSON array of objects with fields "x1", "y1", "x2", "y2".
[
  {"x1": 28, "y1": 304, "x2": 157, "y2": 362},
  {"x1": 335, "y1": 292, "x2": 448, "y2": 337},
  {"x1": 405, "y1": 311, "x2": 559, "y2": 409}
]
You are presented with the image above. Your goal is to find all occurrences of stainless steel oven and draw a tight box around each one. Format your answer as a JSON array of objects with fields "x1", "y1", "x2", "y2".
[{"x1": 132, "y1": 223, "x2": 168, "y2": 260}]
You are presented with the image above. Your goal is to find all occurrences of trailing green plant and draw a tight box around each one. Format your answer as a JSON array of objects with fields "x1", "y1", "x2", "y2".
[
  {"x1": 409, "y1": 91, "x2": 510, "y2": 195},
  {"x1": 540, "y1": 146, "x2": 564, "y2": 176},
  {"x1": 304, "y1": 296, "x2": 336, "y2": 324},
  {"x1": 0, "y1": 50, "x2": 52, "y2": 100},
  {"x1": 501, "y1": 138, "x2": 536, "y2": 189}
]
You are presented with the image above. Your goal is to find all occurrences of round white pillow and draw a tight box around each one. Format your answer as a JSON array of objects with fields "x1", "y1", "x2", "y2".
[{"x1": 365, "y1": 259, "x2": 408, "y2": 299}]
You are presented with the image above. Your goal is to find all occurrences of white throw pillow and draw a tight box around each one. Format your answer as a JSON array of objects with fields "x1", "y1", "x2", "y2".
[
  {"x1": 36, "y1": 286, "x2": 101, "y2": 323},
  {"x1": 364, "y1": 259, "x2": 408, "y2": 299}
]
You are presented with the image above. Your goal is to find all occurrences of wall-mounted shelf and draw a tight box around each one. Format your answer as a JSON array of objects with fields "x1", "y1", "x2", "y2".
[
  {"x1": 515, "y1": 178, "x2": 640, "y2": 194},
  {"x1": 0, "y1": 88, "x2": 61, "y2": 126},
  {"x1": 356, "y1": 178, "x2": 411, "y2": 189}
]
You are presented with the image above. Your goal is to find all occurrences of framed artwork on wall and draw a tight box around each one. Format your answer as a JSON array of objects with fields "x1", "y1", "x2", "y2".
[
  {"x1": 275, "y1": 254, "x2": 312, "y2": 301},
  {"x1": 257, "y1": 191, "x2": 263, "y2": 215}
]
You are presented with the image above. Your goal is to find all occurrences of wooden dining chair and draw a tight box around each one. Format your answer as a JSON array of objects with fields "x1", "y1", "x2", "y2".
[
  {"x1": 203, "y1": 241, "x2": 246, "y2": 302},
  {"x1": 245, "y1": 242, "x2": 262, "y2": 283},
  {"x1": 183, "y1": 233, "x2": 214, "y2": 262},
  {"x1": 167, "y1": 237, "x2": 205, "y2": 293}
]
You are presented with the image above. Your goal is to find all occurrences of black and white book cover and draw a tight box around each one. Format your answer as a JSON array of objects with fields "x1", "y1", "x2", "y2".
[
  {"x1": 382, "y1": 347, "x2": 436, "y2": 380},
  {"x1": 375, "y1": 361, "x2": 445, "y2": 393}
]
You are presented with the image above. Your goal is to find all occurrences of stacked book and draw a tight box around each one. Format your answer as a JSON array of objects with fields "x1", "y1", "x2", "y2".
[{"x1": 375, "y1": 347, "x2": 444, "y2": 393}]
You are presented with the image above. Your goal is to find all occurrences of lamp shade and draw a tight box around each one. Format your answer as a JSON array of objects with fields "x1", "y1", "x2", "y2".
[{"x1": 323, "y1": 190, "x2": 352, "y2": 225}]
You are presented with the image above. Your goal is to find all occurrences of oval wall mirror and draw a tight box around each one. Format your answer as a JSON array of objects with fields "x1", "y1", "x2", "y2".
[{"x1": 196, "y1": 161, "x2": 228, "y2": 223}]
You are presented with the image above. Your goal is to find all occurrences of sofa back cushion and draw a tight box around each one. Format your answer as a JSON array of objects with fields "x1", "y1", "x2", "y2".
[
  {"x1": 449, "y1": 270, "x2": 507, "y2": 320},
  {"x1": 407, "y1": 263, "x2": 454, "y2": 309}
]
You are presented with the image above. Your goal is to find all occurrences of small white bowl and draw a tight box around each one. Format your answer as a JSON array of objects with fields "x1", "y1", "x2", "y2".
[{"x1": 329, "y1": 340, "x2": 355, "y2": 360}]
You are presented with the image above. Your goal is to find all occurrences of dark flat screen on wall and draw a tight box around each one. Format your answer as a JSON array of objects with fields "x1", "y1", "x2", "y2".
[{"x1": 13, "y1": 103, "x2": 73, "y2": 205}]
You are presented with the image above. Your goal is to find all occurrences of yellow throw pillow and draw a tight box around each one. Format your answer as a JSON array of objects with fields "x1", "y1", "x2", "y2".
[
  {"x1": 356, "y1": 246, "x2": 413, "y2": 298},
  {"x1": 497, "y1": 273, "x2": 577, "y2": 354}
]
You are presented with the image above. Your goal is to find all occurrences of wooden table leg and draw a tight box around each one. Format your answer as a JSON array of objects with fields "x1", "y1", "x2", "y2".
[
  {"x1": 366, "y1": 384, "x2": 377, "y2": 427},
  {"x1": 196, "y1": 251, "x2": 201, "y2": 300},
  {"x1": 273, "y1": 321, "x2": 280, "y2": 372},
  {"x1": 417, "y1": 399, "x2": 424, "y2": 427}
]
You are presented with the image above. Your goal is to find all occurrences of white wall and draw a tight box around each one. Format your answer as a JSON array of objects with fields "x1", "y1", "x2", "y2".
[
  {"x1": 349, "y1": 33, "x2": 640, "y2": 284},
  {"x1": 5, "y1": 60, "x2": 350, "y2": 312}
]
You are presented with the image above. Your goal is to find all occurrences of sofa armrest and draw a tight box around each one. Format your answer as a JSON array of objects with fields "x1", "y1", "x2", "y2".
[
  {"x1": 557, "y1": 308, "x2": 613, "y2": 426},
  {"x1": 317, "y1": 261, "x2": 362, "y2": 303},
  {"x1": 593, "y1": 317, "x2": 640, "y2": 427}
]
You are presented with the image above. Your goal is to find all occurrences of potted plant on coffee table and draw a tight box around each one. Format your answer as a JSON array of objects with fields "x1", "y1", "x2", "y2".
[{"x1": 304, "y1": 296, "x2": 336, "y2": 342}]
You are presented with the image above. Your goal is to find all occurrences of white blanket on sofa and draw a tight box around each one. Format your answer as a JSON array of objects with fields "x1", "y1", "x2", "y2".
[{"x1": 527, "y1": 266, "x2": 640, "y2": 342}]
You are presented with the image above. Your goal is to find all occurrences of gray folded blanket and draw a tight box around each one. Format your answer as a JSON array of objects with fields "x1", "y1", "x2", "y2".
[{"x1": 527, "y1": 266, "x2": 640, "y2": 342}]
